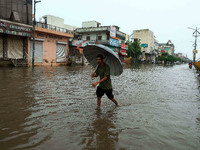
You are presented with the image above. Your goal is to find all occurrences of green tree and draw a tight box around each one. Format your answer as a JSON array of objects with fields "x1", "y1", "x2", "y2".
[
  {"x1": 126, "y1": 39, "x2": 142, "y2": 63},
  {"x1": 159, "y1": 52, "x2": 185, "y2": 64},
  {"x1": 159, "y1": 52, "x2": 168, "y2": 64}
]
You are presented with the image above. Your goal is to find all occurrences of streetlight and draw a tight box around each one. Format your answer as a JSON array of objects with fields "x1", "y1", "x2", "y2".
[
  {"x1": 32, "y1": 0, "x2": 41, "y2": 67},
  {"x1": 188, "y1": 27, "x2": 200, "y2": 63}
]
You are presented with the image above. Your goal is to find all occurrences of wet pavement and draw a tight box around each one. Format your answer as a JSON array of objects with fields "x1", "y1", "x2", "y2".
[{"x1": 0, "y1": 64, "x2": 200, "y2": 150}]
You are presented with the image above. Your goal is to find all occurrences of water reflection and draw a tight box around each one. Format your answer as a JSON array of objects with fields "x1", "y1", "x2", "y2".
[
  {"x1": 81, "y1": 107, "x2": 122, "y2": 150},
  {"x1": 0, "y1": 65, "x2": 200, "y2": 150},
  {"x1": 0, "y1": 68, "x2": 38, "y2": 150}
]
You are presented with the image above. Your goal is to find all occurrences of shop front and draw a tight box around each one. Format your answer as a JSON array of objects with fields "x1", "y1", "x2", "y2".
[
  {"x1": 29, "y1": 26, "x2": 73, "y2": 66},
  {"x1": 0, "y1": 19, "x2": 32, "y2": 65}
]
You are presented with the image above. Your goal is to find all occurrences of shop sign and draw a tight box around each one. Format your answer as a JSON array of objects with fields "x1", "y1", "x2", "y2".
[
  {"x1": 72, "y1": 40, "x2": 89, "y2": 47},
  {"x1": 121, "y1": 49, "x2": 127, "y2": 53},
  {"x1": 121, "y1": 44, "x2": 128, "y2": 50},
  {"x1": 110, "y1": 38, "x2": 119, "y2": 47},
  {"x1": 141, "y1": 44, "x2": 148, "y2": 48},
  {"x1": 0, "y1": 20, "x2": 32, "y2": 37}
]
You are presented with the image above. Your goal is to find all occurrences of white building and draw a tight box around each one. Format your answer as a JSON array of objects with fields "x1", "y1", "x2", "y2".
[{"x1": 42, "y1": 15, "x2": 78, "y2": 31}]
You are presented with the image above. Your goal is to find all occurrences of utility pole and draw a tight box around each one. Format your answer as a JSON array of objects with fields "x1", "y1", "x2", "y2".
[
  {"x1": 188, "y1": 27, "x2": 200, "y2": 63},
  {"x1": 128, "y1": 33, "x2": 134, "y2": 57},
  {"x1": 32, "y1": 0, "x2": 41, "y2": 67}
]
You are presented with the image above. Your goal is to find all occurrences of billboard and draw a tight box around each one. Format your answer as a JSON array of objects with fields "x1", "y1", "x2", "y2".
[
  {"x1": 110, "y1": 26, "x2": 116, "y2": 37},
  {"x1": 110, "y1": 37, "x2": 119, "y2": 47}
]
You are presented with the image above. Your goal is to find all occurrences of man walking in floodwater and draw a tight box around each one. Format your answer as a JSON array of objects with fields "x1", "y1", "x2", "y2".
[{"x1": 91, "y1": 54, "x2": 118, "y2": 107}]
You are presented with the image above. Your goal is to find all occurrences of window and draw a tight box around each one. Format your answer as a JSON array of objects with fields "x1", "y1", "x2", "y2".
[
  {"x1": 98, "y1": 36, "x2": 102, "y2": 41},
  {"x1": 86, "y1": 36, "x2": 90, "y2": 41}
]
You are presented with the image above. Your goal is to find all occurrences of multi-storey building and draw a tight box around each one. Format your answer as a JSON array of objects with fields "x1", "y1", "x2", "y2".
[
  {"x1": 133, "y1": 29, "x2": 156, "y2": 63},
  {"x1": 30, "y1": 15, "x2": 74, "y2": 66},
  {"x1": 72, "y1": 21, "x2": 127, "y2": 63},
  {"x1": 0, "y1": 0, "x2": 32, "y2": 66},
  {"x1": 159, "y1": 40, "x2": 175, "y2": 56}
]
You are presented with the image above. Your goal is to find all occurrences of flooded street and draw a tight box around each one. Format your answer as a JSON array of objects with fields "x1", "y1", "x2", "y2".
[{"x1": 0, "y1": 64, "x2": 200, "y2": 150}]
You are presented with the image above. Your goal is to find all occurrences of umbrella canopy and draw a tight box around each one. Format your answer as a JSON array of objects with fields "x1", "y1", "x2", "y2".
[{"x1": 83, "y1": 44, "x2": 123, "y2": 76}]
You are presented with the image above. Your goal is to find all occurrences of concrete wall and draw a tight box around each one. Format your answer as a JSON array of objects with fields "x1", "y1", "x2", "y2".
[
  {"x1": 0, "y1": 0, "x2": 32, "y2": 25},
  {"x1": 82, "y1": 21, "x2": 101, "y2": 28},
  {"x1": 43, "y1": 15, "x2": 77, "y2": 31},
  {"x1": 134, "y1": 29, "x2": 154, "y2": 54},
  {"x1": 82, "y1": 33, "x2": 107, "y2": 42}
]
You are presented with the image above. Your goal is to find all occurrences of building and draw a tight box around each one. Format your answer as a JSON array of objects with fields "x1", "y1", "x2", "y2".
[
  {"x1": 72, "y1": 21, "x2": 127, "y2": 64},
  {"x1": 42, "y1": 15, "x2": 77, "y2": 31},
  {"x1": 154, "y1": 38, "x2": 160, "y2": 63},
  {"x1": 29, "y1": 17, "x2": 74, "y2": 66},
  {"x1": 0, "y1": 0, "x2": 32, "y2": 66},
  {"x1": 159, "y1": 40, "x2": 175, "y2": 56},
  {"x1": 133, "y1": 29, "x2": 156, "y2": 63}
]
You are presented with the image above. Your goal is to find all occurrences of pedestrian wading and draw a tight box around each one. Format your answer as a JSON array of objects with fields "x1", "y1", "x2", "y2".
[{"x1": 90, "y1": 54, "x2": 118, "y2": 107}]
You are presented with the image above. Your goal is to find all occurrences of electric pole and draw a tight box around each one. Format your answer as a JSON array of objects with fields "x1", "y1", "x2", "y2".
[
  {"x1": 188, "y1": 27, "x2": 200, "y2": 63},
  {"x1": 32, "y1": 0, "x2": 41, "y2": 67}
]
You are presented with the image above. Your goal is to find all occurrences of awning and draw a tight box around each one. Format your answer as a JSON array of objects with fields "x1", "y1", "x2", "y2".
[{"x1": 120, "y1": 52, "x2": 128, "y2": 56}]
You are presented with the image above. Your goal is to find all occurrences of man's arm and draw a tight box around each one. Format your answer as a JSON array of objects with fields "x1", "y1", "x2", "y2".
[{"x1": 92, "y1": 76, "x2": 107, "y2": 87}]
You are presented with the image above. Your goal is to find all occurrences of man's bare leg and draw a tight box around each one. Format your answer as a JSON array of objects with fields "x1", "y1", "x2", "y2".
[
  {"x1": 97, "y1": 97, "x2": 101, "y2": 106},
  {"x1": 111, "y1": 98, "x2": 118, "y2": 106}
]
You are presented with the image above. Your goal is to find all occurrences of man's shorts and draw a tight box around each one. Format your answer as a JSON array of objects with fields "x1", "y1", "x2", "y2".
[{"x1": 96, "y1": 86, "x2": 114, "y2": 99}]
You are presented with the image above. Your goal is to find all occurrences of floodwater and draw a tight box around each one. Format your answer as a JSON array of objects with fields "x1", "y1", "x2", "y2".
[{"x1": 0, "y1": 64, "x2": 200, "y2": 150}]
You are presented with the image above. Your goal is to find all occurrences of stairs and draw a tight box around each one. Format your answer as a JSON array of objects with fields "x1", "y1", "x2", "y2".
[{"x1": 11, "y1": 59, "x2": 28, "y2": 67}]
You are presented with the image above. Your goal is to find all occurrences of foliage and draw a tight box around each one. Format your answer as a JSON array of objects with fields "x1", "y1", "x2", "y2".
[
  {"x1": 126, "y1": 39, "x2": 142, "y2": 63},
  {"x1": 159, "y1": 52, "x2": 184, "y2": 63}
]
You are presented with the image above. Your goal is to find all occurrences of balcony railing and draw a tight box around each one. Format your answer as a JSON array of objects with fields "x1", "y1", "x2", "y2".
[{"x1": 36, "y1": 22, "x2": 74, "y2": 35}]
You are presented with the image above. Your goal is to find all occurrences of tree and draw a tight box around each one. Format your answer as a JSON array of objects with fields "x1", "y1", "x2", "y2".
[
  {"x1": 159, "y1": 52, "x2": 185, "y2": 64},
  {"x1": 126, "y1": 39, "x2": 142, "y2": 63}
]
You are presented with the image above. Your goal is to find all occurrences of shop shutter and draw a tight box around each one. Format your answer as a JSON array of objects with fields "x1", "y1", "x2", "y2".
[
  {"x1": 0, "y1": 35, "x2": 3, "y2": 58},
  {"x1": 7, "y1": 36, "x2": 23, "y2": 59},
  {"x1": 30, "y1": 41, "x2": 43, "y2": 63},
  {"x1": 56, "y1": 43, "x2": 66, "y2": 62}
]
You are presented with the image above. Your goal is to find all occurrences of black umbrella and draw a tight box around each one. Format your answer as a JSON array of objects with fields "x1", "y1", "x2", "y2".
[{"x1": 83, "y1": 44, "x2": 123, "y2": 76}]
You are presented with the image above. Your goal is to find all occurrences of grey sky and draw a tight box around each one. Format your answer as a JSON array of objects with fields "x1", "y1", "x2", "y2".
[{"x1": 36, "y1": 0, "x2": 200, "y2": 59}]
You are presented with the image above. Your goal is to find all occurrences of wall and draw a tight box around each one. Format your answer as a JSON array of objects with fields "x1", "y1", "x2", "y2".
[
  {"x1": 43, "y1": 15, "x2": 77, "y2": 31},
  {"x1": 82, "y1": 21, "x2": 100, "y2": 28},
  {"x1": 0, "y1": 0, "x2": 32, "y2": 25},
  {"x1": 29, "y1": 27, "x2": 70, "y2": 66},
  {"x1": 134, "y1": 29, "x2": 154, "y2": 54}
]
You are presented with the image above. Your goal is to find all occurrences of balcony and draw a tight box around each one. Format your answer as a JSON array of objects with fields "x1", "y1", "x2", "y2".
[{"x1": 36, "y1": 22, "x2": 74, "y2": 35}]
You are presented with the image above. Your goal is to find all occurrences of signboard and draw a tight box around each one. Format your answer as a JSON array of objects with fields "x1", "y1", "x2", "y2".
[
  {"x1": 72, "y1": 40, "x2": 89, "y2": 47},
  {"x1": 141, "y1": 44, "x2": 148, "y2": 48},
  {"x1": 165, "y1": 47, "x2": 170, "y2": 51},
  {"x1": 193, "y1": 50, "x2": 198, "y2": 54},
  {"x1": 121, "y1": 44, "x2": 128, "y2": 50},
  {"x1": 120, "y1": 49, "x2": 127, "y2": 55},
  {"x1": 110, "y1": 26, "x2": 116, "y2": 37},
  {"x1": 110, "y1": 37, "x2": 119, "y2": 47},
  {"x1": 0, "y1": 20, "x2": 32, "y2": 37}
]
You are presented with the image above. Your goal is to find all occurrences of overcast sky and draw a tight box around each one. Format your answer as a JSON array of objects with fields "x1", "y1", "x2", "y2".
[{"x1": 36, "y1": 0, "x2": 200, "y2": 59}]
